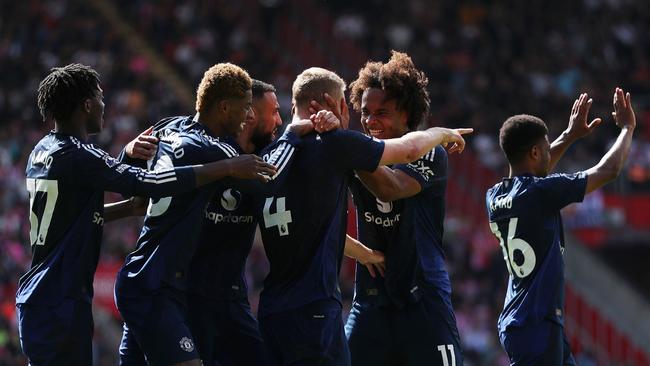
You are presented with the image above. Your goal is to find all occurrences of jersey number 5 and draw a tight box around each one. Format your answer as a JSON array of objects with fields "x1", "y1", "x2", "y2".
[
  {"x1": 263, "y1": 196, "x2": 292, "y2": 236},
  {"x1": 489, "y1": 218, "x2": 536, "y2": 278},
  {"x1": 147, "y1": 155, "x2": 173, "y2": 216},
  {"x1": 26, "y1": 178, "x2": 59, "y2": 246}
]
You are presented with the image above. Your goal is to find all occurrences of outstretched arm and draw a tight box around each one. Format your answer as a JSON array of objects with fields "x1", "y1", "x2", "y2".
[
  {"x1": 379, "y1": 127, "x2": 471, "y2": 165},
  {"x1": 584, "y1": 88, "x2": 635, "y2": 194},
  {"x1": 549, "y1": 93, "x2": 602, "y2": 172},
  {"x1": 344, "y1": 234, "x2": 385, "y2": 278}
]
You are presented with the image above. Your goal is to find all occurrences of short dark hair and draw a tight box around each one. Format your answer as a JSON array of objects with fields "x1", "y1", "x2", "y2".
[
  {"x1": 252, "y1": 79, "x2": 276, "y2": 99},
  {"x1": 196, "y1": 63, "x2": 252, "y2": 114},
  {"x1": 37, "y1": 63, "x2": 101, "y2": 122},
  {"x1": 350, "y1": 51, "x2": 430, "y2": 130},
  {"x1": 499, "y1": 114, "x2": 549, "y2": 164}
]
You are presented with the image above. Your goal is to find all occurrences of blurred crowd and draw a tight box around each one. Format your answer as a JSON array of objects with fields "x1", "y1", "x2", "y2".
[{"x1": 2, "y1": 0, "x2": 648, "y2": 364}]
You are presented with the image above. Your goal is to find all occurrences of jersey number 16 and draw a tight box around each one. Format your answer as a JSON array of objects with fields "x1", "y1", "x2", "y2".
[{"x1": 489, "y1": 218, "x2": 537, "y2": 278}]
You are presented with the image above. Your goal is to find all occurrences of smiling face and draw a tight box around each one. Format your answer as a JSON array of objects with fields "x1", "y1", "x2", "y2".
[
  {"x1": 360, "y1": 88, "x2": 409, "y2": 139},
  {"x1": 224, "y1": 89, "x2": 254, "y2": 137},
  {"x1": 251, "y1": 91, "x2": 282, "y2": 147}
]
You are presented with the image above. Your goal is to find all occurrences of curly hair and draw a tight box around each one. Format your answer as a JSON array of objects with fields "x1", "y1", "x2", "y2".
[
  {"x1": 292, "y1": 67, "x2": 346, "y2": 110},
  {"x1": 37, "y1": 63, "x2": 101, "y2": 122},
  {"x1": 349, "y1": 51, "x2": 430, "y2": 130},
  {"x1": 196, "y1": 63, "x2": 252, "y2": 114}
]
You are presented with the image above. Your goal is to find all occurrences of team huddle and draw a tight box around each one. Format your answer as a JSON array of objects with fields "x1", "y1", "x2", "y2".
[{"x1": 19, "y1": 50, "x2": 635, "y2": 366}]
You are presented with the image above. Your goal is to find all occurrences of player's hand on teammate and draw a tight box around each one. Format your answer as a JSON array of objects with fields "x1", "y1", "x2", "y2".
[
  {"x1": 435, "y1": 127, "x2": 473, "y2": 154},
  {"x1": 358, "y1": 249, "x2": 386, "y2": 278},
  {"x1": 225, "y1": 155, "x2": 277, "y2": 182},
  {"x1": 612, "y1": 87, "x2": 636, "y2": 130},
  {"x1": 125, "y1": 126, "x2": 159, "y2": 160},
  {"x1": 287, "y1": 119, "x2": 318, "y2": 136},
  {"x1": 309, "y1": 92, "x2": 350, "y2": 129},
  {"x1": 310, "y1": 110, "x2": 340, "y2": 133},
  {"x1": 566, "y1": 93, "x2": 602, "y2": 139}
]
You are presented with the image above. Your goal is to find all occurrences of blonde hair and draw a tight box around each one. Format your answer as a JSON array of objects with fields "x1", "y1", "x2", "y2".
[
  {"x1": 292, "y1": 67, "x2": 346, "y2": 109},
  {"x1": 196, "y1": 63, "x2": 252, "y2": 114}
]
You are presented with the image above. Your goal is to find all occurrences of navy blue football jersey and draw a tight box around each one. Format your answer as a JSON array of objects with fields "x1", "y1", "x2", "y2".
[
  {"x1": 187, "y1": 134, "x2": 298, "y2": 300},
  {"x1": 188, "y1": 163, "x2": 257, "y2": 300},
  {"x1": 351, "y1": 146, "x2": 449, "y2": 308},
  {"x1": 116, "y1": 117, "x2": 298, "y2": 296},
  {"x1": 18, "y1": 132, "x2": 197, "y2": 306},
  {"x1": 486, "y1": 173, "x2": 587, "y2": 333},
  {"x1": 256, "y1": 129, "x2": 384, "y2": 317}
]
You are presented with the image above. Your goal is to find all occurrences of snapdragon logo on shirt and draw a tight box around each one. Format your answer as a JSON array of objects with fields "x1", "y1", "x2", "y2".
[
  {"x1": 205, "y1": 189, "x2": 254, "y2": 224},
  {"x1": 364, "y1": 198, "x2": 401, "y2": 227}
]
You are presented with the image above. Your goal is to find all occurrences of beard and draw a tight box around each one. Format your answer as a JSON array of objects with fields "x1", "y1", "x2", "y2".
[{"x1": 251, "y1": 129, "x2": 274, "y2": 151}]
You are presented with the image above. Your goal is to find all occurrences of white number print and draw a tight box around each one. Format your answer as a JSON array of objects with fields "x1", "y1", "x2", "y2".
[
  {"x1": 263, "y1": 196, "x2": 292, "y2": 236},
  {"x1": 26, "y1": 178, "x2": 59, "y2": 246},
  {"x1": 437, "y1": 344, "x2": 456, "y2": 366},
  {"x1": 489, "y1": 217, "x2": 536, "y2": 278},
  {"x1": 146, "y1": 155, "x2": 173, "y2": 217}
]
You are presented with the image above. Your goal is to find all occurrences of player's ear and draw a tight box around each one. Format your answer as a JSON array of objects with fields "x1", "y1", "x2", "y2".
[
  {"x1": 291, "y1": 103, "x2": 296, "y2": 117},
  {"x1": 83, "y1": 99, "x2": 92, "y2": 114},
  {"x1": 530, "y1": 144, "x2": 540, "y2": 161},
  {"x1": 217, "y1": 100, "x2": 229, "y2": 113}
]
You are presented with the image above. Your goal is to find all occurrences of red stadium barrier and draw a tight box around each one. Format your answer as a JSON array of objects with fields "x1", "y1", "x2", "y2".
[{"x1": 565, "y1": 280, "x2": 650, "y2": 365}]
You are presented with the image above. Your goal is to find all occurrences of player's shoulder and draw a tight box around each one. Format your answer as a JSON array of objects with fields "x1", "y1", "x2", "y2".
[
  {"x1": 419, "y1": 144, "x2": 447, "y2": 164},
  {"x1": 530, "y1": 172, "x2": 586, "y2": 189},
  {"x1": 177, "y1": 123, "x2": 239, "y2": 157},
  {"x1": 152, "y1": 115, "x2": 192, "y2": 133},
  {"x1": 322, "y1": 128, "x2": 375, "y2": 142}
]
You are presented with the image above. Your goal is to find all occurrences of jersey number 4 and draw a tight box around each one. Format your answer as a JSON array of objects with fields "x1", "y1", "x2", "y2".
[
  {"x1": 490, "y1": 218, "x2": 537, "y2": 278},
  {"x1": 263, "y1": 196, "x2": 292, "y2": 236},
  {"x1": 26, "y1": 178, "x2": 59, "y2": 246}
]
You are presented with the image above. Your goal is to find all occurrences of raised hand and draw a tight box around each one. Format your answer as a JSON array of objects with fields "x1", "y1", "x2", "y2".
[
  {"x1": 125, "y1": 126, "x2": 159, "y2": 160},
  {"x1": 309, "y1": 92, "x2": 350, "y2": 129},
  {"x1": 225, "y1": 155, "x2": 277, "y2": 182},
  {"x1": 310, "y1": 110, "x2": 340, "y2": 133},
  {"x1": 566, "y1": 93, "x2": 602, "y2": 139},
  {"x1": 612, "y1": 87, "x2": 636, "y2": 130}
]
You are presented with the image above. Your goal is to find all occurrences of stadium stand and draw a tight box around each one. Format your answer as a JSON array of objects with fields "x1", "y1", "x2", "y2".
[{"x1": 1, "y1": 0, "x2": 649, "y2": 365}]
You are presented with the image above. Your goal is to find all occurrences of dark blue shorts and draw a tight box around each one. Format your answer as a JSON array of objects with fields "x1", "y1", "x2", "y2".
[
  {"x1": 345, "y1": 293, "x2": 463, "y2": 366},
  {"x1": 116, "y1": 290, "x2": 200, "y2": 365},
  {"x1": 187, "y1": 294, "x2": 268, "y2": 366},
  {"x1": 500, "y1": 320, "x2": 576, "y2": 366},
  {"x1": 16, "y1": 299, "x2": 93, "y2": 366},
  {"x1": 259, "y1": 298, "x2": 350, "y2": 366}
]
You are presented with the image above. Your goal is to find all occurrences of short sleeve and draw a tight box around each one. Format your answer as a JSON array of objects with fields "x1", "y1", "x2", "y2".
[
  {"x1": 321, "y1": 130, "x2": 385, "y2": 172},
  {"x1": 536, "y1": 172, "x2": 588, "y2": 211},
  {"x1": 393, "y1": 145, "x2": 447, "y2": 190}
]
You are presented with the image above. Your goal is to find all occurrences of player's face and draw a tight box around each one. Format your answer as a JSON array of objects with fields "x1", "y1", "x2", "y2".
[
  {"x1": 360, "y1": 88, "x2": 409, "y2": 139},
  {"x1": 225, "y1": 90, "x2": 253, "y2": 137},
  {"x1": 86, "y1": 86, "x2": 105, "y2": 135},
  {"x1": 252, "y1": 92, "x2": 282, "y2": 148}
]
